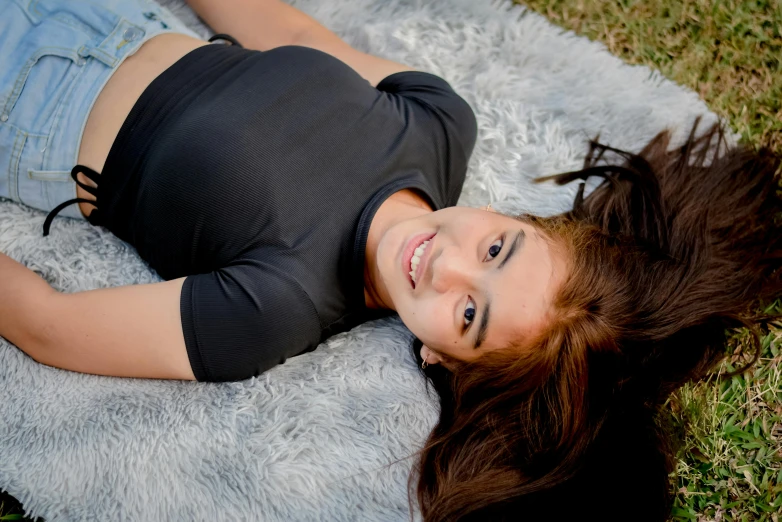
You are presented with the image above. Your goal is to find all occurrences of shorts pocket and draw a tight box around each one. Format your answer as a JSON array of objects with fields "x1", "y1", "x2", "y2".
[{"x1": 1, "y1": 43, "x2": 82, "y2": 136}]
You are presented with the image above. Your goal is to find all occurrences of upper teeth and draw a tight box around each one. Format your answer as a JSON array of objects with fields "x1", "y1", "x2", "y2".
[{"x1": 410, "y1": 239, "x2": 431, "y2": 284}]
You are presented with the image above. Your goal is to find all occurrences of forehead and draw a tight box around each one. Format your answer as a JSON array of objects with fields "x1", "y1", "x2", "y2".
[{"x1": 482, "y1": 223, "x2": 562, "y2": 350}]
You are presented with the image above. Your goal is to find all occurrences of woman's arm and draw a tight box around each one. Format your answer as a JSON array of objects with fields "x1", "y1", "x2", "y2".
[
  {"x1": 185, "y1": 0, "x2": 414, "y2": 86},
  {"x1": 0, "y1": 251, "x2": 195, "y2": 380},
  {"x1": 185, "y1": 0, "x2": 319, "y2": 51}
]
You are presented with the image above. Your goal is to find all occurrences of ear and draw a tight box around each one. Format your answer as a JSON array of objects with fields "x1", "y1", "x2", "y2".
[{"x1": 420, "y1": 344, "x2": 444, "y2": 366}]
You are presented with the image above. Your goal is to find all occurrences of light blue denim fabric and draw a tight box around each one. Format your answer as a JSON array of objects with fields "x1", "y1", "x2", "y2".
[{"x1": 0, "y1": 0, "x2": 200, "y2": 219}]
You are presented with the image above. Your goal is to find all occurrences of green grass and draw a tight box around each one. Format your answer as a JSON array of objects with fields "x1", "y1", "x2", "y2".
[
  {"x1": 521, "y1": 0, "x2": 782, "y2": 154},
  {"x1": 519, "y1": 0, "x2": 782, "y2": 520},
  {"x1": 669, "y1": 325, "x2": 782, "y2": 520},
  {"x1": 2, "y1": 1, "x2": 779, "y2": 520}
]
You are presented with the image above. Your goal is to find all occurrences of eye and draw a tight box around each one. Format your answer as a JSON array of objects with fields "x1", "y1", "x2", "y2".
[
  {"x1": 484, "y1": 238, "x2": 503, "y2": 261},
  {"x1": 463, "y1": 297, "x2": 476, "y2": 327}
]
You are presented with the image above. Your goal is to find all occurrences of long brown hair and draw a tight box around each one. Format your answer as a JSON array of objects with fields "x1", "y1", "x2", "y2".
[{"x1": 410, "y1": 120, "x2": 782, "y2": 521}]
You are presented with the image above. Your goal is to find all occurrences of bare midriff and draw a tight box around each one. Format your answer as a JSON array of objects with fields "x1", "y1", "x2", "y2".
[{"x1": 76, "y1": 33, "x2": 209, "y2": 218}]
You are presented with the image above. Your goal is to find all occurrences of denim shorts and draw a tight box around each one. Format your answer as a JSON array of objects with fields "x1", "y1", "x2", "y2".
[{"x1": 0, "y1": 0, "x2": 200, "y2": 219}]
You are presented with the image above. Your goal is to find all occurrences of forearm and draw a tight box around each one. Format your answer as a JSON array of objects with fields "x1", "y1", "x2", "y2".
[
  {"x1": 186, "y1": 0, "x2": 336, "y2": 51},
  {"x1": 0, "y1": 250, "x2": 192, "y2": 379},
  {"x1": 0, "y1": 251, "x2": 56, "y2": 353}
]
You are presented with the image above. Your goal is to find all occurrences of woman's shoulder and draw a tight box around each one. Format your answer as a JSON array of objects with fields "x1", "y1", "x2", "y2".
[{"x1": 181, "y1": 260, "x2": 323, "y2": 381}]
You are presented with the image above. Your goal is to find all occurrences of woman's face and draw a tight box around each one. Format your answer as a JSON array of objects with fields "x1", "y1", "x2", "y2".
[{"x1": 375, "y1": 207, "x2": 565, "y2": 367}]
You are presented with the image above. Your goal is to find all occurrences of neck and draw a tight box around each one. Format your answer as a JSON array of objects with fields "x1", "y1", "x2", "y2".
[{"x1": 363, "y1": 189, "x2": 433, "y2": 310}]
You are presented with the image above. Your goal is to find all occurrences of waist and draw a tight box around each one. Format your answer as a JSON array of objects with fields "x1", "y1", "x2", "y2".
[
  {"x1": 83, "y1": 42, "x2": 256, "y2": 236},
  {"x1": 78, "y1": 33, "x2": 207, "y2": 177}
]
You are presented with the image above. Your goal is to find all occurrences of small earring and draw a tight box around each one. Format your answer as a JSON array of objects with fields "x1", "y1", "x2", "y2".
[
  {"x1": 421, "y1": 359, "x2": 428, "y2": 370},
  {"x1": 484, "y1": 203, "x2": 493, "y2": 211}
]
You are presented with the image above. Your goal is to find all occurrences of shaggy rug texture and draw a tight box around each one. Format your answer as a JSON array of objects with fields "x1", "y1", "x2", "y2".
[{"x1": 0, "y1": 0, "x2": 719, "y2": 520}]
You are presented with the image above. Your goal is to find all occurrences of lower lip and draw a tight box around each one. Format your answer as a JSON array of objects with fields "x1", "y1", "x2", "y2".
[{"x1": 402, "y1": 232, "x2": 436, "y2": 288}]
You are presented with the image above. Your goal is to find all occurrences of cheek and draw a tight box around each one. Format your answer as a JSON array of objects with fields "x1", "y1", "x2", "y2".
[
  {"x1": 376, "y1": 234, "x2": 397, "y2": 278},
  {"x1": 400, "y1": 299, "x2": 452, "y2": 345}
]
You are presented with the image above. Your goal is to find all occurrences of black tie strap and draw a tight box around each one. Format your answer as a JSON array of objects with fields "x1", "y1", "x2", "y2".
[
  {"x1": 42, "y1": 165, "x2": 102, "y2": 236},
  {"x1": 208, "y1": 33, "x2": 243, "y2": 48}
]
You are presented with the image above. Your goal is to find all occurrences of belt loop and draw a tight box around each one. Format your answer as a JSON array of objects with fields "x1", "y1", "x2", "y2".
[{"x1": 80, "y1": 19, "x2": 147, "y2": 68}]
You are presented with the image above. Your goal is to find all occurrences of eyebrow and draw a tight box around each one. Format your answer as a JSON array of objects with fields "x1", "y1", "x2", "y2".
[
  {"x1": 497, "y1": 229, "x2": 525, "y2": 270},
  {"x1": 473, "y1": 229, "x2": 525, "y2": 350}
]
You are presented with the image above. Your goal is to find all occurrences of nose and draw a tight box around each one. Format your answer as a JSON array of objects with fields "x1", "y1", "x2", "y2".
[{"x1": 430, "y1": 246, "x2": 477, "y2": 293}]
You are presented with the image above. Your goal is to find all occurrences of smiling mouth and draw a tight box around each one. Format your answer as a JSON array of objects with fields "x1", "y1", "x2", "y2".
[
  {"x1": 410, "y1": 239, "x2": 431, "y2": 285},
  {"x1": 404, "y1": 233, "x2": 435, "y2": 288}
]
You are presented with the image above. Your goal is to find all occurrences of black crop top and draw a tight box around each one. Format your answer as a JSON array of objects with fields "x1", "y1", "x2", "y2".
[{"x1": 46, "y1": 40, "x2": 477, "y2": 382}]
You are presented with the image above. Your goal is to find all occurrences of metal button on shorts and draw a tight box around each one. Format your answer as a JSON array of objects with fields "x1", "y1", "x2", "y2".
[{"x1": 123, "y1": 27, "x2": 145, "y2": 42}]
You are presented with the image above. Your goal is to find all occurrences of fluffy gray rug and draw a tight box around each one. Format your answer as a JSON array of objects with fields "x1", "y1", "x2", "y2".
[{"x1": 0, "y1": 0, "x2": 718, "y2": 520}]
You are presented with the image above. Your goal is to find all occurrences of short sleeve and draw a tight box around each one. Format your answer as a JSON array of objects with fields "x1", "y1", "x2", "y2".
[
  {"x1": 180, "y1": 261, "x2": 321, "y2": 382},
  {"x1": 377, "y1": 71, "x2": 477, "y2": 204}
]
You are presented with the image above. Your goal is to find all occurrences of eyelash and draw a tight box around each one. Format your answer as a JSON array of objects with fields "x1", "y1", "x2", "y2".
[{"x1": 463, "y1": 236, "x2": 504, "y2": 329}]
